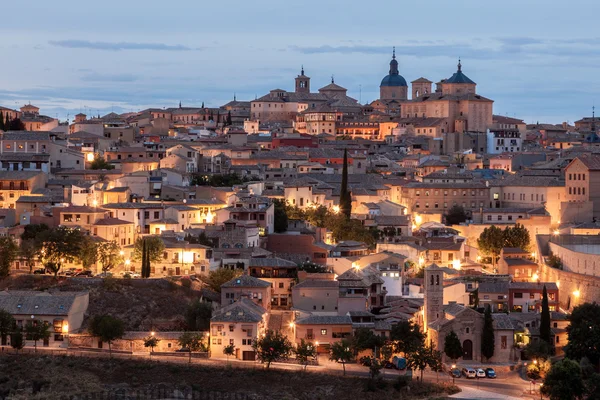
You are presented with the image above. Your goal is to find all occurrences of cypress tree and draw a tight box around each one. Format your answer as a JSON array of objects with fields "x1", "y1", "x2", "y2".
[
  {"x1": 226, "y1": 111, "x2": 232, "y2": 126},
  {"x1": 540, "y1": 285, "x2": 552, "y2": 346},
  {"x1": 481, "y1": 304, "x2": 495, "y2": 361},
  {"x1": 0, "y1": 112, "x2": 4, "y2": 131},
  {"x1": 141, "y1": 238, "x2": 148, "y2": 278},
  {"x1": 339, "y1": 148, "x2": 352, "y2": 218}
]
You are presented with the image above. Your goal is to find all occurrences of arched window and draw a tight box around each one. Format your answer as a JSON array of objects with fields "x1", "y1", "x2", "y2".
[
  {"x1": 222, "y1": 243, "x2": 230, "y2": 249},
  {"x1": 234, "y1": 243, "x2": 243, "y2": 249},
  {"x1": 436, "y1": 275, "x2": 440, "y2": 285},
  {"x1": 430, "y1": 275, "x2": 434, "y2": 286}
]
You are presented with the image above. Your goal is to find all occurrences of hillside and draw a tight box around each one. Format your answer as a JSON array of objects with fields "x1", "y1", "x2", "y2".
[
  {"x1": 0, "y1": 275, "x2": 212, "y2": 331},
  {"x1": 0, "y1": 354, "x2": 456, "y2": 399}
]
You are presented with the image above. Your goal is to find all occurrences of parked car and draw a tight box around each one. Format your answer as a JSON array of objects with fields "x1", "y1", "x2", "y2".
[
  {"x1": 33, "y1": 268, "x2": 46, "y2": 275},
  {"x1": 485, "y1": 367, "x2": 496, "y2": 378},
  {"x1": 476, "y1": 368, "x2": 486, "y2": 378},
  {"x1": 76, "y1": 270, "x2": 94, "y2": 277},
  {"x1": 384, "y1": 362, "x2": 395, "y2": 369},
  {"x1": 462, "y1": 368, "x2": 476, "y2": 379},
  {"x1": 449, "y1": 368, "x2": 462, "y2": 379},
  {"x1": 95, "y1": 272, "x2": 113, "y2": 278}
]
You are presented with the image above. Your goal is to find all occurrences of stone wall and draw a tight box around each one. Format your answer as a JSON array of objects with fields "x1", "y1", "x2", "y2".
[{"x1": 539, "y1": 262, "x2": 600, "y2": 310}]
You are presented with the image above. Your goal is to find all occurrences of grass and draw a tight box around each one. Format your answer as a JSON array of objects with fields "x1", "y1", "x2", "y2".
[{"x1": 0, "y1": 354, "x2": 458, "y2": 399}]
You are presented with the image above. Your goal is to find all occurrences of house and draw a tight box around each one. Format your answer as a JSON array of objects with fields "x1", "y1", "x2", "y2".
[
  {"x1": 220, "y1": 275, "x2": 271, "y2": 309},
  {"x1": 293, "y1": 314, "x2": 353, "y2": 353},
  {"x1": 0, "y1": 291, "x2": 89, "y2": 347},
  {"x1": 508, "y1": 282, "x2": 559, "y2": 313},
  {"x1": 291, "y1": 279, "x2": 339, "y2": 313},
  {"x1": 0, "y1": 171, "x2": 48, "y2": 209},
  {"x1": 248, "y1": 257, "x2": 297, "y2": 310},
  {"x1": 209, "y1": 297, "x2": 268, "y2": 361}
]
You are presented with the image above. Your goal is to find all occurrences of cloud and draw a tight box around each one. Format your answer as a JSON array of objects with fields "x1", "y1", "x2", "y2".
[
  {"x1": 81, "y1": 72, "x2": 138, "y2": 82},
  {"x1": 48, "y1": 40, "x2": 195, "y2": 51}
]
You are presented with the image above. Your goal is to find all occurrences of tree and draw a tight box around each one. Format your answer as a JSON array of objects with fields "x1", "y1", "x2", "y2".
[
  {"x1": 329, "y1": 339, "x2": 353, "y2": 375},
  {"x1": 21, "y1": 224, "x2": 49, "y2": 242},
  {"x1": 524, "y1": 340, "x2": 551, "y2": 361},
  {"x1": 89, "y1": 155, "x2": 115, "y2": 170},
  {"x1": 547, "y1": 251, "x2": 563, "y2": 269},
  {"x1": 8, "y1": 118, "x2": 25, "y2": 131},
  {"x1": 294, "y1": 339, "x2": 316, "y2": 371},
  {"x1": 503, "y1": 223, "x2": 530, "y2": 251},
  {"x1": 297, "y1": 261, "x2": 328, "y2": 274},
  {"x1": 406, "y1": 345, "x2": 430, "y2": 381},
  {"x1": 443, "y1": 330, "x2": 463, "y2": 362},
  {"x1": 445, "y1": 205, "x2": 467, "y2": 225},
  {"x1": 20, "y1": 239, "x2": 39, "y2": 273},
  {"x1": 177, "y1": 332, "x2": 207, "y2": 363},
  {"x1": 223, "y1": 343, "x2": 236, "y2": 363},
  {"x1": 304, "y1": 205, "x2": 329, "y2": 228},
  {"x1": 89, "y1": 315, "x2": 125, "y2": 358},
  {"x1": 0, "y1": 112, "x2": 5, "y2": 131},
  {"x1": 97, "y1": 241, "x2": 123, "y2": 273},
  {"x1": 359, "y1": 355, "x2": 384, "y2": 379},
  {"x1": 25, "y1": 320, "x2": 50, "y2": 352},
  {"x1": 339, "y1": 149, "x2": 352, "y2": 218},
  {"x1": 133, "y1": 236, "x2": 164, "y2": 263},
  {"x1": 141, "y1": 238, "x2": 150, "y2": 278},
  {"x1": 565, "y1": 302, "x2": 600, "y2": 366},
  {"x1": 226, "y1": 111, "x2": 232, "y2": 126},
  {"x1": 39, "y1": 226, "x2": 86, "y2": 278},
  {"x1": 79, "y1": 237, "x2": 99, "y2": 270},
  {"x1": 184, "y1": 299, "x2": 212, "y2": 331},
  {"x1": 252, "y1": 330, "x2": 293, "y2": 368},
  {"x1": 390, "y1": 320, "x2": 425, "y2": 355},
  {"x1": 470, "y1": 288, "x2": 480, "y2": 309},
  {"x1": 350, "y1": 327, "x2": 385, "y2": 356},
  {"x1": 199, "y1": 268, "x2": 242, "y2": 293},
  {"x1": 0, "y1": 309, "x2": 15, "y2": 345},
  {"x1": 481, "y1": 304, "x2": 495, "y2": 361},
  {"x1": 144, "y1": 335, "x2": 160, "y2": 358},
  {"x1": 526, "y1": 358, "x2": 551, "y2": 380},
  {"x1": 541, "y1": 358, "x2": 586, "y2": 400},
  {"x1": 10, "y1": 330, "x2": 24, "y2": 353},
  {"x1": 273, "y1": 199, "x2": 288, "y2": 233},
  {"x1": 540, "y1": 285, "x2": 552, "y2": 347},
  {"x1": 0, "y1": 236, "x2": 18, "y2": 277},
  {"x1": 477, "y1": 225, "x2": 504, "y2": 268},
  {"x1": 427, "y1": 345, "x2": 444, "y2": 382}
]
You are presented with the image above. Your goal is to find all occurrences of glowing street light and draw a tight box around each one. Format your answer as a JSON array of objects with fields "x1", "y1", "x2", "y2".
[
  {"x1": 119, "y1": 251, "x2": 124, "y2": 256},
  {"x1": 532, "y1": 273, "x2": 539, "y2": 282},
  {"x1": 452, "y1": 259, "x2": 462, "y2": 270},
  {"x1": 125, "y1": 259, "x2": 131, "y2": 265},
  {"x1": 553, "y1": 230, "x2": 560, "y2": 236},
  {"x1": 573, "y1": 290, "x2": 580, "y2": 298},
  {"x1": 332, "y1": 205, "x2": 340, "y2": 214},
  {"x1": 151, "y1": 331, "x2": 155, "y2": 337}
]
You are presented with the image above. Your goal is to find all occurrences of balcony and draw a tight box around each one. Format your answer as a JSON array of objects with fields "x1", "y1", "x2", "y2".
[{"x1": 332, "y1": 332, "x2": 351, "y2": 339}]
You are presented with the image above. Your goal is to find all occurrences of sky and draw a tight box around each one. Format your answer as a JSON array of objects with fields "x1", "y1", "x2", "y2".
[{"x1": 2, "y1": 0, "x2": 600, "y2": 124}]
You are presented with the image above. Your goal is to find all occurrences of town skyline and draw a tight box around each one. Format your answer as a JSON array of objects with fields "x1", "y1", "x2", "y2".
[{"x1": 3, "y1": 0, "x2": 600, "y2": 124}]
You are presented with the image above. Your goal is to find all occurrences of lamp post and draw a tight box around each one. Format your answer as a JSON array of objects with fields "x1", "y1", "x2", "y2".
[
  {"x1": 452, "y1": 364, "x2": 456, "y2": 385},
  {"x1": 62, "y1": 323, "x2": 69, "y2": 350},
  {"x1": 539, "y1": 383, "x2": 543, "y2": 399}
]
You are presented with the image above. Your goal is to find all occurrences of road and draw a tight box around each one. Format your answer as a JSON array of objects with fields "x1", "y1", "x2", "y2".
[{"x1": 10, "y1": 346, "x2": 539, "y2": 399}]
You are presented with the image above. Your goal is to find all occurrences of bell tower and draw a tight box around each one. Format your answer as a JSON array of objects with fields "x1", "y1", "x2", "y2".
[
  {"x1": 424, "y1": 264, "x2": 444, "y2": 334},
  {"x1": 295, "y1": 66, "x2": 310, "y2": 94}
]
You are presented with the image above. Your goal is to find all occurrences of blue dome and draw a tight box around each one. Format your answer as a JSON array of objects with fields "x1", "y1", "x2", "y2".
[{"x1": 380, "y1": 74, "x2": 407, "y2": 87}]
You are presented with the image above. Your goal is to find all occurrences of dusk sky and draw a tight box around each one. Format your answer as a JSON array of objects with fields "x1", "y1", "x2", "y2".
[{"x1": 3, "y1": 0, "x2": 600, "y2": 124}]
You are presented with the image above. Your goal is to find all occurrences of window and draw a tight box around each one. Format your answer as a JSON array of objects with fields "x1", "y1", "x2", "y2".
[
  {"x1": 530, "y1": 293, "x2": 535, "y2": 299},
  {"x1": 514, "y1": 292, "x2": 523, "y2": 298},
  {"x1": 321, "y1": 329, "x2": 327, "y2": 335},
  {"x1": 278, "y1": 282, "x2": 284, "y2": 288},
  {"x1": 483, "y1": 295, "x2": 489, "y2": 300},
  {"x1": 466, "y1": 327, "x2": 470, "y2": 334},
  {"x1": 63, "y1": 214, "x2": 73, "y2": 222},
  {"x1": 154, "y1": 211, "x2": 159, "y2": 219},
  {"x1": 501, "y1": 336, "x2": 507, "y2": 349}
]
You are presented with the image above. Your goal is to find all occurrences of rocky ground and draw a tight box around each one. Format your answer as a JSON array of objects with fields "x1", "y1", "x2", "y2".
[
  {"x1": 0, "y1": 354, "x2": 458, "y2": 399},
  {"x1": 0, "y1": 275, "x2": 208, "y2": 330}
]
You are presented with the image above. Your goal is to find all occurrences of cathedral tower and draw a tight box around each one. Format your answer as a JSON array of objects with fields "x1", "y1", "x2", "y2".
[
  {"x1": 423, "y1": 264, "x2": 444, "y2": 333},
  {"x1": 379, "y1": 47, "x2": 408, "y2": 101},
  {"x1": 295, "y1": 66, "x2": 310, "y2": 94}
]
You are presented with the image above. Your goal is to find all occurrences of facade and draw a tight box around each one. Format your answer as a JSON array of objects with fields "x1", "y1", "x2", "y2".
[
  {"x1": 248, "y1": 257, "x2": 297, "y2": 310},
  {"x1": 0, "y1": 171, "x2": 48, "y2": 209},
  {"x1": 291, "y1": 279, "x2": 339, "y2": 312},
  {"x1": 220, "y1": 275, "x2": 271, "y2": 309},
  {"x1": 508, "y1": 282, "x2": 559, "y2": 313},
  {"x1": 293, "y1": 314, "x2": 353, "y2": 353}
]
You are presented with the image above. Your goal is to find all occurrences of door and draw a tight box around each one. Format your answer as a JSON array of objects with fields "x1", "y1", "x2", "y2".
[
  {"x1": 43, "y1": 337, "x2": 49, "y2": 347},
  {"x1": 242, "y1": 351, "x2": 256, "y2": 361},
  {"x1": 463, "y1": 340, "x2": 473, "y2": 360},
  {"x1": 175, "y1": 267, "x2": 181, "y2": 275}
]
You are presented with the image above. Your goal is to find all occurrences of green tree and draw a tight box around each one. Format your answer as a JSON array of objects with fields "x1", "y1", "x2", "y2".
[
  {"x1": 177, "y1": 331, "x2": 207, "y2": 363},
  {"x1": 540, "y1": 285, "x2": 552, "y2": 347},
  {"x1": 304, "y1": 205, "x2": 330, "y2": 228},
  {"x1": 503, "y1": 223, "x2": 530, "y2": 251},
  {"x1": 273, "y1": 199, "x2": 288, "y2": 233},
  {"x1": 524, "y1": 340, "x2": 551, "y2": 361},
  {"x1": 141, "y1": 238, "x2": 150, "y2": 278},
  {"x1": 294, "y1": 339, "x2": 316, "y2": 371},
  {"x1": 477, "y1": 225, "x2": 504, "y2": 268},
  {"x1": 144, "y1": 335, "x2": 160, "y2": 358},
  {"x1": 252, "y1": 330, "x2": 293, "y2": 368},
  {"x1": 39, "y1": 226, "x2": 86, "y2": 278},
  {"x1": 21, "y1": 223, "x2": 49, "y2": 242},
  {"x1": 351, "y1": 327, "x2": 385, "y2": 356},
  {"x1": 360, "y1": 355, "x2": 384, "y2": 379},
  {"x1": 199, "y1": 268, "x2": 242, "y2": 293},
  {"x1": 0, "y1": 236, "x2": 18, "y2": 277},
  {"x1": 226, "y1": 111, "x2": 232, "y2": 126},
  {"x1": 547, "y1": 251, "x2": 563, "y2": 269},
  {"x1": 0, "y1": 112, "x2": 5, "y2": 131},
  {"x1": 427, "y1": 345, "x2": 444, "y2": 382},
  {"x1": 20, "y1": 239, "x2": 39, "y2": 273},
  {"x1": 390, "y1": 320, "x2": 425, "y2": 355},
  {"x1": 184, "y1": 299, "x2": 212, "y2": 331},
  {"x1": 526, "y1": 358, "x2": 551, "y2": 380},
  {"x1": 406, "y1": 344, "x2": 429, "y2": 381},
  {"x1": 25, "y1": 320, "x2": 50, "y2": 352},
  {"x1": 89, "y1": 315, "x2": 125, "y2": 358},
  {"x1": 297, "y1": 261, "x2": 328, "y2": 273},
  {"x1": 8, "y1": 118, "x2": 25, "y2": 131},
  {"x1": 97, "y1": 241, "x2": 123, "y2": 273},
  {"x1": 79, "y1": 237, "x2": 99, "y2": 270},
  {"x1": 541, "y1": 358, "x2": 586, "y2": 400},
  {"x1": 443, "y1": 330, "x2": 463, "y2": 362},
  {"x1": 223, "y1": 343, "x2": 236, "y2": 363},
  {"x1": 329, "y1": 339, "x2": 353, "y2": 375},
  {"x1": 89, "y1": 155, "x2": 115, "y2": 170},
  {"x1": 565, "y1": 302, "x2": 600, "y2": 366},
  {"x1": 445, "y1": 205, "x2": 467, "y2": 225},
  {"x1": 481, "y1": 304, "x2": 495, "y2": 361},
  {"x1": 0, "y1": 309, "x2": 15, "y2": 345},
  {"x1": 133, "y1": 236, "x2": 164, "y2": 263},
  {"x1": 10, "y1": 330, "x2": 24, "y2": 353},
  {"x1": 339, "y1": 148, "x2": 352, "y2": 218}
]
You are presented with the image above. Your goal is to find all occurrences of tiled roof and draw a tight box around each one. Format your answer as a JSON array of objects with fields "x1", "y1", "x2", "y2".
[
  {"x1": 0, "y1": 171, "x2": 45, "y2": 180},
  {"x1": 248, "y1": 257, "x2": 297, "y2": 268},
  {"x1": 93, "y1": 218, "x2": 133, "y2": 226},
  {"x1": 492, "y1": 313, "x2": 515, "y2": 330},
  {"x1": 210, "y1": 298, "x2": 266, "y2": 323},
  {"x1": 575, "y1": 154, "x2": 600, "y2": 170},
  {"x1": 295, "y1": 314, "x2": 352, "y2": 325},
  {"x1": 509, "y1": 282, "x2": 558, "y2": 291},
  {"x1": 293, "y1": 279, "x2": 339, "y2": 289},
  {"x1": 0, "y1": 291, "x2": 87, "y2": 316},
  {"x1": 478, "y1": 281, "x2": 509, "y2": 294},
  {"x1": 221, "y1": 275, "x2": 271, "y2": 288}
]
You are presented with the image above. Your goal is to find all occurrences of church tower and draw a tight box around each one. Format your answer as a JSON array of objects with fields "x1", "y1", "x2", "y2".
[
  {"x1": 423, "y1": 264, "x2": 444, "y2": 334},
  {"x1": 379, "y1": 48, "x2": 408, "y2": 101},
  {"x1": 295, "y1": 66, "x2": 310, "y2": 94}
]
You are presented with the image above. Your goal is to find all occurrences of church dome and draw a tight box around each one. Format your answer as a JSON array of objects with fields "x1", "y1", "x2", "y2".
[{"x1": 380, "y1": 48, "x2": 407, "y2": 87}]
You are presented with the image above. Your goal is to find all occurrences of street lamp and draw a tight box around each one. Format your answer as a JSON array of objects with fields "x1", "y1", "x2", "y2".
[
  {"x1": 451, "y1": 364, "x2": 456, "y2": 384},
  {"x1": 539, "y1": 383, "x2": 543, "y2": 399}
]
